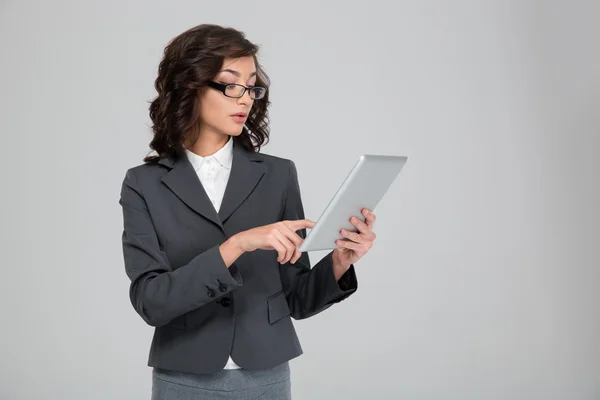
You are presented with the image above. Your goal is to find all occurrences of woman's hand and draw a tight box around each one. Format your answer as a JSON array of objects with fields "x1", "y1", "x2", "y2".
[
  {"x1": 233, "y1": 219, "x2": 315, "y2": 264},
  {"x1": 333, "y1": 208, "x2": 377, "y2": 269}
]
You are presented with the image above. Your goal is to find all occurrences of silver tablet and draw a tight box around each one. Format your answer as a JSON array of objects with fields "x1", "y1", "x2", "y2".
[{"x1": 298, "y1": 154, "x2": 408, "y2": 252}]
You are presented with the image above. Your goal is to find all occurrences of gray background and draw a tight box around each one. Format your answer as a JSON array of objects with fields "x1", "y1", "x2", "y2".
[{"x1": 1, "y1": 0, "x2": 599, "y2": 399}]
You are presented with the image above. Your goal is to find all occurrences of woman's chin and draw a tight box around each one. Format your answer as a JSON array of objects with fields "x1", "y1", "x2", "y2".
[
  {"x1": 216, "y1": 123, "x2": 245, "y2": 137},
  {"x1": 227, "y1": 128, "x2": 244, "y2": 137}
]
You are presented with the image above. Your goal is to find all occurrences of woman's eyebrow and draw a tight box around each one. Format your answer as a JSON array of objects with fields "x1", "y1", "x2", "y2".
[{"x1": 219, "y1": 69, "x2": 257, "y2": 78}]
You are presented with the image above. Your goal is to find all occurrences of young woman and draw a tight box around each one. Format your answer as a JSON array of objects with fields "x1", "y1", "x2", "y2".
[{"x1": 119, "y1": 23, "x2": 377, "y2": 399}]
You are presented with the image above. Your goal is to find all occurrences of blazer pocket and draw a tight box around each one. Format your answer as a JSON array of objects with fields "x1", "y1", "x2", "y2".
[{"x1": 267, "y1": 291, "x2": 291, "y2": 324}]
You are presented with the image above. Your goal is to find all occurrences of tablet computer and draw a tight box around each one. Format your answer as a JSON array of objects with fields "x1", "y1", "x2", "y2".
[{"x1": 298, "y1": 154, "x2": 408, "y2": 252}]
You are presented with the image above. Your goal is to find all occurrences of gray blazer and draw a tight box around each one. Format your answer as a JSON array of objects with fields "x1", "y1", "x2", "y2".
[{"x1": 119, "y1": 138, "x2": 358, "y2": 374}]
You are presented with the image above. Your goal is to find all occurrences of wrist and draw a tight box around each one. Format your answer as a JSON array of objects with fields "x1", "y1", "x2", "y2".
[
  {"x1": 228, "y1": 233, "x2": 246, "y2": 255},
  {"x1": 332, "y1": 249, "x2": 351, "y2": 280},
  {"x1": 219, "y1": 234, "x2": 246, "y2": 268}
]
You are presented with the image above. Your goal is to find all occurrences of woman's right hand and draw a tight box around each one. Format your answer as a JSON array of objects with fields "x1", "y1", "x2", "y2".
[{"x1": 234, "y1": 219, "x2": 315, "y2": 264}]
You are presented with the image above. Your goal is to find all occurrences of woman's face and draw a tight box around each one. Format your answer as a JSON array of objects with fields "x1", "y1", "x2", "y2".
[{"x1": 197, "y1": 56, "x2": 257, "y2": 138}]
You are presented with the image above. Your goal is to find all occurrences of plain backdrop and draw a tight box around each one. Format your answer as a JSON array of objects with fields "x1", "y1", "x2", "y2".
[{"x1": 1, "y1": 1, "x2": 599, "y2": 399}]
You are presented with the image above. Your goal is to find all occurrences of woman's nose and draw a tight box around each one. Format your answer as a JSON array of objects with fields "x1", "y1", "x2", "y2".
[{"x1": 237, "y1": 89, "x2": 253, "y2": 105}]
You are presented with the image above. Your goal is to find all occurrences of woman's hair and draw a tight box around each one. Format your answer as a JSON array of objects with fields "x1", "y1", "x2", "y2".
[{"x1": 144, "y1": 24, "x2": 271, "y2": 163}]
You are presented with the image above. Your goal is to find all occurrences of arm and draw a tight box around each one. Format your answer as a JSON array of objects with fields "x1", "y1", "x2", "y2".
[
  {"x1": 279, "y1": 160, "x2": 358, "y2": 320},
  {"x1": 120, "y1": 169, "x2": 243, "y2": 327}
]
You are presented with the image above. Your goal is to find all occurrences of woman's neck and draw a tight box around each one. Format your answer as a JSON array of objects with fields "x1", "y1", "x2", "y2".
[{"x1": 187, "y1": 131, "x2": 230, "y2": 157}]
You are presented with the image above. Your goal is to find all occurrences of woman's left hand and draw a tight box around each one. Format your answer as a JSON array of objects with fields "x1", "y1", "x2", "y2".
[{"x1": 332, "y1": 208, "x2": 377, "y2": 269}]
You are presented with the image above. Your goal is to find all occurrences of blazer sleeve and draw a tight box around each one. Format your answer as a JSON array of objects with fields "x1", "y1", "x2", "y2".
[
  {"x1": 279, "y1": 160, "x2": 358, "y2": 320},
  {"x1": 119, "y1": 168, "x2": 243, "y2": 328}
]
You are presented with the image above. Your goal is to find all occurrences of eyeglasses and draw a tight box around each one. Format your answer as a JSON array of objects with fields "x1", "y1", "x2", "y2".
[{"x1": 207, "y1": 81, "x2": 266, "y2": 100}]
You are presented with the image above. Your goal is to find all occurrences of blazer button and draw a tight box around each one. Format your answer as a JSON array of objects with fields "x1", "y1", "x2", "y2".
[
  {"x1": 207, "y1": 289, "x2": 215, "y2": 298},
  {"x1": 219, "y1": 297, "x2": 232, "y2": 307},
  {"x1": 219, "y1": 283, "x2": 228, "y2": 292}
]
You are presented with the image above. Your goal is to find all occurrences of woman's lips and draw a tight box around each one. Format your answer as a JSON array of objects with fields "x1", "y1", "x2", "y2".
[{"x1": 231, "y1": 113, "x2": 247, "y2": 123}]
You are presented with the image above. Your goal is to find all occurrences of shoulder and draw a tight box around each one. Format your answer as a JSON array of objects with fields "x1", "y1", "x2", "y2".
[
  {"x1": 253, "y1": 152, "x2": 303, "y2": 200},
  {"x1": 252, "y1": 151, "x2": 298, "y2": 179},
  {"x1": 120, "y1": 157, "x2": 172, "y2": 189},
  {"x1": 121, "y1": 148, "x2": 300, "y2": 189}
]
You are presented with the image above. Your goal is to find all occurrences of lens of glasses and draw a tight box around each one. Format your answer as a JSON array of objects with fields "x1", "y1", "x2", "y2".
[
  {"x1": 225, "y1": 85, "x2": 265, "y2": 99},
  {"x1": 250, "y1": 87, "x2": 266, "y2": 99}
]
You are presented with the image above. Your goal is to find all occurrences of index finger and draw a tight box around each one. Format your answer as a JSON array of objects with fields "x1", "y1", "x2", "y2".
[{"x1": 286, "y1": 219, "x2": 315, "y2": 231}]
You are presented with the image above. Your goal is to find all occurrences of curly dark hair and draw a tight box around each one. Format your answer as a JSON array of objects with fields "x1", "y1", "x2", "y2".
[{"x1": 144, "y1": 24, "x2": 271, "y2": 163}]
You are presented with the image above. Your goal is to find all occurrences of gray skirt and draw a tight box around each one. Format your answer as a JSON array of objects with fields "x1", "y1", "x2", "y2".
[{"x1": 151, "y1": 362, "x2": 291, "y2": 400}]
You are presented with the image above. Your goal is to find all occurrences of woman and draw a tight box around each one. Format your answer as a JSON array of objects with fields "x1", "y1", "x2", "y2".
[{"x1": 119, "y1": 23, "x2": 377, "y2": 399}]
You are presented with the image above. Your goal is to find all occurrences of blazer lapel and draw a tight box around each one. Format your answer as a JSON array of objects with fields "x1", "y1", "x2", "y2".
[
  {"x1": 158, "y1": 139, "x2": 266, "y2": 231},
  {"x1": 218, "y1": 139, "x2": 266, "y2": 224},
  {"x1": 160, "y1": 153, "x2": 223, "y2": 229}
]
